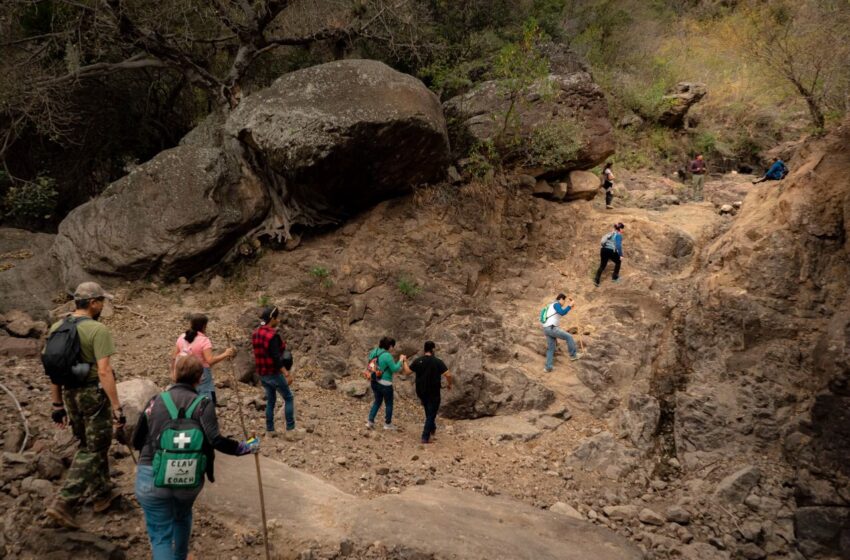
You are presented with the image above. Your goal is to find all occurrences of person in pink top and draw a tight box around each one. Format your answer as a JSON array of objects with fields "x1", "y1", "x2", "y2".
[{"x1": 170, "y1": 314, "x2": 234, "y2": 405}]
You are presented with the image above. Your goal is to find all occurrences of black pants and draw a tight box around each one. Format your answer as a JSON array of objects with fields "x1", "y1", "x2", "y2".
[
  {"x1": 605, "y1": 187, "x2": 613, "y2": 206},
  {"x1": 419, "y1": 393, "x2": 440, "y2": 441},
  {"x1": 595, "y1": 247, "x2": 621, "y2": 283}
]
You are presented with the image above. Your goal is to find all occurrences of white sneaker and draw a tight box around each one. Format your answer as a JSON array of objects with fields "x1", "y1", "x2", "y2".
[
  {"x1": 383, "y1": 423, "x2": 396, "y2": 431},
  {"x1": 365, "y1": 421, "x2": 375, "y2": 429}
]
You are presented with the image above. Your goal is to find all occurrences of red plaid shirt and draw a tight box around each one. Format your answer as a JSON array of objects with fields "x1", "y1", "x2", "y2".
[{"x1": 252, "y1": 325, "x2": 279, "y2": 376}]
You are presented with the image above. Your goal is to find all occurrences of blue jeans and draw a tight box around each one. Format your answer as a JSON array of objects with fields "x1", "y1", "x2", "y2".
[
  {"x1": 260, "y1": 373, "x2": 295, "y2": 432},
  {"x1": 543, "y1": 325, "x2": 577, "y2": 370},
  {"x1": 419, "y1": 394, "x2": 440, "y2": 441},
  {"x1": 196, "y1": 367, "x2": 215, "y2": 400},
  {"x1": 368, "y1": 380, "x2": 394, "y2": 425},
  {"x1": 135, "y1": 465, "x2": 201, "y2": 560}
]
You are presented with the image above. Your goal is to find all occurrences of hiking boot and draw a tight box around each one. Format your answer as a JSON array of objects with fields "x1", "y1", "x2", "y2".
[
  {"x1": 606, "y1": 205, "x2": 613, "y2": 209},
  {"x1": 383, "y1": 423, "x2": 397, "y2": 431},
  {"x1": 612, "y1": 278, "x2": 620, "y2": 283},
  {"x1": 283, "y1": 429, "x2": 305, "y2": 442},
  {"x1": 265, "y1": 430, "x2": 278, "y2": 439},
  {"x1": 46, "y1": 497, "x2": 79, "y2": 529},
  {"x1": 92, "y1": 489, "x2": 119, "y2": 513},
  {"x1": 421, "y1": 438, "x2": 432, "y2": 444},
  {"x1": 543, "y1": 367, "x2": 553, "y2": 373},
  {"x1": 593, "y1": 280, "x2": 600, "y2": 287},
  {"x1": 365, "y1": 420, "x2": 375, "y2": 429},
  {"x1": 570, "y1": 353, "x2": 583, "y2": 361}
]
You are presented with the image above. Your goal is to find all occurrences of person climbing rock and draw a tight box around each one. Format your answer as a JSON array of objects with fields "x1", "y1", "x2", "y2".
[
  {"x1": 601, "y1": 162, "x2": 615, "y2": 209},
  {"x1": 542, "y1": 293, "x2": 581, "y2": 373},
  {"x1": 689, "y1": 154, "x2": 707, "y2": 201},
  {"x1": 752, "y1": 157, "x2": 788, "y2": 184},
  {"x1": 365, "y1": 337, "x2": 410, "y2": 430},
  {"x1": 170, "y1": 314, "x2": 235, "y2": 405},
  {"x1": 595, "y1": 222, "x2": 625, "y2": 286},
  {"x1": 252, "y1": 306, "x2": 296, "y2": 437},
  {"x1": 409, "y1": 341, "x2": 452, "y2": 444},
  {"x1": 133, "y1": 354, "x2": 259, "y2": 560},
  {"x1": 44, "y1": 282, "x2": 124, "y2": 529}
]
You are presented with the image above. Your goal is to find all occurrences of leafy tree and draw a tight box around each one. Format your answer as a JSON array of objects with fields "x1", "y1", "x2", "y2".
[{"x1": 745, "y1": 0, "x2": 850, "y2": 130}]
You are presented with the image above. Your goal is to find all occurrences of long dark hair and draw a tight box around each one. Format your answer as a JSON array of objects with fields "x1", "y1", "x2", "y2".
[
  {"x1": 378, "y1": 336, "x2": 396, "y2": 350},
  {"x1": 185, "y1": 313, "x2": 208, "y2": 343}
]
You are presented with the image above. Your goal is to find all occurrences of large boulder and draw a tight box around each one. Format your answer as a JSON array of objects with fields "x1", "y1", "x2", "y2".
[
  {"x1": 225, "y1": 59, "x2": 450, "y2": 235},
  {"x1": 566, "y1": 170, "x2": 601, "y2": 202},
  {"x1": 440, "y1": 352, "x2": 555, "y2": 419},
  {"x1": 657, "y1": 82, "x2": 706, "y2": 128},
  {"x1": 52, "y1": 146, "x2": 269, "y2": 285},
  {"x1": 0, "y1": 229, "x2": 62, "y2": 317},
  {"x1": 116, "y1": 378, "x2": 160, "y2": 437},
  {"x1": 444, "y1": 64, "x2": 614, "y2": 177}
]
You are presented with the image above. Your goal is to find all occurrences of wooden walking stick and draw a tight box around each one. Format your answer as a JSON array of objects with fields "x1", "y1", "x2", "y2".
[{"x1": 226, "y1": 334, "x2": 271, "y2": 560}]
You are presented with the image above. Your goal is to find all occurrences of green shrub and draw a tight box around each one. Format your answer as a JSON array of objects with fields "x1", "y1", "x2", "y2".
[
  {"x1": 310, "y1": 266, "x2": 329, "y2": 279},
  {"x1": 694, "y1": 131, "x2": 718, "y2": 155},
  {"x1": 397, "y1": 276, "x2": 421, "y2": 299},
  {"x1": 525, "y1": 119, "x2": 583, "y2": 169},
  {"x1": 3, "y1": 175, "x2": 58, "y2": 221},
  {"x1": 258, "y1": 294, "x2": 271, "y2": 307}
]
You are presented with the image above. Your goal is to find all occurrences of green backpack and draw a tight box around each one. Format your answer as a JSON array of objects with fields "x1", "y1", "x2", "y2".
[
  {"x1": 539, "y1": 303, "x2": 555, "y2": 324},
  {"x1": 152, "y1": 391, "x2": 208, "y2": 489}
]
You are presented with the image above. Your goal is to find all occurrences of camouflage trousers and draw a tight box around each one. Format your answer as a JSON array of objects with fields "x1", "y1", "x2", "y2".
[{"x1": 60, "y1": 385, "x2": 113, "y2": 503}]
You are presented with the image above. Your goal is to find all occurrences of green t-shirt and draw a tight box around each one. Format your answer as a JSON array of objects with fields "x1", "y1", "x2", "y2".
[
  {"x1": 368, "y1": 347, "x2": 402, "y2": 383},
  {"x1": 49, "y1": 317, "x2": 116, "y2": 382}
]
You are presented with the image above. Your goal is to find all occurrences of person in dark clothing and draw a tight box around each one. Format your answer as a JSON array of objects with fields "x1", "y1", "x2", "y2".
[
  {"x1": 252, "y1": 305, "x2": 295, "y2": 436},
  {"x1": 601, "y1": 162, "x2": 615, "y2": 209},
  {"x1": 409, "y1": 341, "x2": 453, "y2": 444},
  {"x1": 133, "y1": 354, "x2": 258, "y2": 560},
  {"x1": 752, "y1": 157, "x2": 788, "y2": 183},
  {"x1": 594, "y1": 222, "x2": 625, "y2": 286},
  {"x1": 689, "y1": 154, "x2": 707, "y2": 201}
]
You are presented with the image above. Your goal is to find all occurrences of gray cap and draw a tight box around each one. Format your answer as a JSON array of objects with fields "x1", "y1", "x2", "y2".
[{"x1": 73, "y1": 281, "x2": 114, "y2": 301}]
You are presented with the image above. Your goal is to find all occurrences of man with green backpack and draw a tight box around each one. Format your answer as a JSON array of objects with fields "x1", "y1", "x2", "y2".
[
  {"x1": 132, "y1": 354, "x2": 259, "y2": 559},
  {"x1": 540, "y1": 293, "x2": 581, "y2": 373}
]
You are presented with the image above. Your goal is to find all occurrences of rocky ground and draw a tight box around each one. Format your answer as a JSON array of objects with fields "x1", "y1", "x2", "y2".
[{"x1": 2, "y1": 117, "x2": 849, "y2": 559}]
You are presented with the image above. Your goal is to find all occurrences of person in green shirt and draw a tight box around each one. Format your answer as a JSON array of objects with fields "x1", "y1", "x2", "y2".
[
  {"x1": 45, "y1": 282, "x2": 124, "y2": 529},
  {"x1": 365, "y1": 336, "x2": 411, "y2": 430}
]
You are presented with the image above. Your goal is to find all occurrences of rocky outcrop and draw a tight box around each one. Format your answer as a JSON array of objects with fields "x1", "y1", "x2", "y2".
[
  {"x1": 440, "y1": 353, "x2": 555, "y2": 419},
  {"x1": 52, "y1": 146, "x2": 269, "y2": 286},
  {"x1": 226, "y1": 59, "x2": 450, "y2": 237},
  {"x1": 203, "y1": 454, "x2": 643, "y2": 560},
  {"x1": 657, "y1": 82, "x2": 706, "y2": 128},
  {"x1": 0, "y1": 229, "x2": 62, "y2": 317},
  {"x1": 444, "y1": 60, "x2": 614, "y2": 177}
]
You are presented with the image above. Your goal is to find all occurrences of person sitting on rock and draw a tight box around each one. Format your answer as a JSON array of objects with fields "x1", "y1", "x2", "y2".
[
  {"x1": 752, "y1": 157, "x2": 788, "y2": 184},
  {"x1": 409, "y1": 341, "x2": 453, "y2": 444},
  {"x1": 601, "y1": 162, "x2": 615, "y2": 209},
  {"x1": 542, "y1": 293, "x2": 581, "y2": 373},
  {"x1": 133, "y1": 354, "x2": 259, "y2": 560},
  {"x1": 252, "y1": 306, "x2": 296, "y2": 437},
  {"x1": 170, "y1": 313, "x2": 235, "y2": 406},
  {"x1": 366, "y1": 336, "x2": 410, "y2": 430},
  {"x1": 594, "y1": 222, "x2": 625, "y2": 287}
]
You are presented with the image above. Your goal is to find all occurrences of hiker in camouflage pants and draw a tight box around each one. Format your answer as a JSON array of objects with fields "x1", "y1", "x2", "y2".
[
  {"x1": 60, "y1": 385, "x2": 113, "y2": 502},
  {"x1": 45, "y1": 282, "x2": 125, "y2": 529}
]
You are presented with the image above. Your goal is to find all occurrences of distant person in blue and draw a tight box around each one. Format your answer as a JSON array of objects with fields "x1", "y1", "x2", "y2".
[
  {"x1": 594, "y1": 222, "x2": 625, "y2": 287},
  {"x1": 753, "y1": 157, "x2": 788, "y2": 184},
  {"x1": 541, "y1": 293, "x2": 581, "y2": 372}
]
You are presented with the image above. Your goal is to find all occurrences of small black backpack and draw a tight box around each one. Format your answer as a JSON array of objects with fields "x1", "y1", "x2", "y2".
[{"x1": 42, "y1": 316, "x2": 91, "y2": 387}]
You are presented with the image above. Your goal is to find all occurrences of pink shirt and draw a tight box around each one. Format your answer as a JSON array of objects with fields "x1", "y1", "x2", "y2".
[{"x1": 176, "y1": 332, "x2": 213, "y2": 368}]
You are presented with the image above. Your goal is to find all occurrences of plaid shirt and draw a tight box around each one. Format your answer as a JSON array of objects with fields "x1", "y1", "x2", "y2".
[{"x1": 252, "y1": 325, "x2": 279, "y2": 376}]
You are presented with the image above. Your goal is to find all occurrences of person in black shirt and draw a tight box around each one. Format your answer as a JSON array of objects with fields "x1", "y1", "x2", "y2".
[{"x1": 409, "y1": 341, "x2": 453, "y2": 444}]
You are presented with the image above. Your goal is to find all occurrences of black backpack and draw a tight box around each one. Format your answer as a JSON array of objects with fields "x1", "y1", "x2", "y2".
[{"x1": 42, "y1": 316, "x2": 92, "y2": 387}]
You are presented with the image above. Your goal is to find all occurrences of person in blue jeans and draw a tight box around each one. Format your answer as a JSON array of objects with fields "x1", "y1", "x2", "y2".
[
  {"x1": 251, "y1": 306, "x2": 296, "y2": 435},
  {"x1": 541, "y1": 293, "x2": 582, "y2": 373},
  {"x1": 366, "y1": 336, "x2": 410, "y2": 430},
  {"x1": 133, "y1": 355, "x2": 258, "y2": 560}
]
